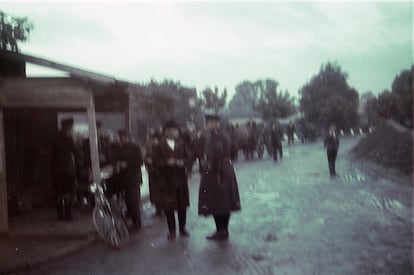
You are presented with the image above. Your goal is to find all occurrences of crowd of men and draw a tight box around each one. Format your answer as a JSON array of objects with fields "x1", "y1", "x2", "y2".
[
  {"x1": 51, "y1": 115, "x2": 242, "y2": 241},
  {"x1": 51, "y1": 116, "x2": 338, "y2": 240}
]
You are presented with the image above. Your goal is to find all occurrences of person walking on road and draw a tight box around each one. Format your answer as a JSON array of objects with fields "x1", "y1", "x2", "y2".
[
  {"x1": 324, "y1": 124, "x2": 340, "y2": 177},
  {"x1": 270, "y1": 123, "x2": 283, "y2": 162},
  {"x1": 197, "y1": 114, "x2": 241, "y2": 241},
  {"x1": 153, "y1": 120, "x2": 190, "y2": 240},
  {"x1": 287, "y1": 121, "x2": 295, "y2": 145},
  {"x1": 111, "y1": 130, "x2": 143, "y2": 230}
]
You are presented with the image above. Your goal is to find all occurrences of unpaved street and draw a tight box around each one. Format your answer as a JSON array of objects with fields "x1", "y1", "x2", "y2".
[{"x1": 24, "y1": 137, "x2": 412, "y2": 275}]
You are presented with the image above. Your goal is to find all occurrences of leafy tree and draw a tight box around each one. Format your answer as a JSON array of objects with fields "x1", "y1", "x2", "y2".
[
  {"x1": 228, "y1": 81, "x2": 259, "y2": 117},
  {"x1": 0, "y1": 10, "x2": 33, "y2": 52},
  {"x1": 201, "y1": 86, "x2": 227, "y2": 114},
  {"x1": 131, "y1": 79, "x2": 203, "y2": 142},
  {"x1": 360, "y1": 91, "x2": 378, "y2": 126},
  {"x1": 391, "y1": 66, "x2": 413, "y2": 128},
  {"x1": 299, "y1": 62, "x2": 359, "y2": 131},
  {"x1": 253, "y1": 79, "x2": 295, "y2": 121},
  {"x1": 375, "y1": 90, "x2": 399, "y2": 120}
]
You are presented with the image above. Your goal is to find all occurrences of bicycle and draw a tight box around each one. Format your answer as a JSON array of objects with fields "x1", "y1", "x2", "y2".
[{"x1": 90, "y1": 170, "x2": 130, "y2": 248}]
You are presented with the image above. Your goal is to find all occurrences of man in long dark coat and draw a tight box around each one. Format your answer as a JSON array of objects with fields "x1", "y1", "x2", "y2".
[
  {"x1": 270, "y1": 123, "x2": 283, "y2": 162},
  {"x1": 111, "y1": 130, "x2": 143, "y2": 230},
  {"x1": 198, "y1": 114, "x2": 241, "y2": 240},
  {"x1": 51, "y1": 118, "x2": 77, "y2": 221},
  {"x1": 153, "y1": 120, "x2": 190, "y2": 240},
  {"x1": 144, "y1": 127, "x2": 163, "y2": 216},
  {"x1": 324, "y1": 124, "x2": 340, "y2": 177}
]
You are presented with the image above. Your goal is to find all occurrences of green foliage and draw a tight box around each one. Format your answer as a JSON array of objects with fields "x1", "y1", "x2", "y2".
[
  {"x1": 132, "y1": 79, "x2": 203, "y2": 128},
  {"x1": 391, "y1": 66, "x2": 413, "y2": 127},
  {"x1": 376, "y1": 90, "x2": 399, "y2": 120},
  {"x1": 0, "y1": 10, "x2": 33, "y2": 52},
  {"x1": 374, "y1": 65, "x2": 413, "y2": 128},
  {"x1": 228, "y1": 81, "x2": 259, "y2": 117},
  {"x1": 299, "y1": 62, "x2": 359, "y2": 130},
  {"x1": 253, "y1": 79, "x2": 295, "y2": 121},
  {"x1": 201, "y1": 86, "x2": 227, "y2": 114},
  {"x1": 229, "y1": 79, "x2": 295, "y2": 121},
  {"x1": 360, "y1": 91, "x2": 379, "y2": 126}
]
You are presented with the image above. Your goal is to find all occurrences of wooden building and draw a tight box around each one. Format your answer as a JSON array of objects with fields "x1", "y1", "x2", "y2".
[{"x1": 0, "y1": 50, "x2": 138, "y2": 233}]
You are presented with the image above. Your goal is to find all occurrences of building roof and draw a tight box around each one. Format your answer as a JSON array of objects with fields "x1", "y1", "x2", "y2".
[{"x1": 0, "y1": 49, "x2": 131, "y2": 86}]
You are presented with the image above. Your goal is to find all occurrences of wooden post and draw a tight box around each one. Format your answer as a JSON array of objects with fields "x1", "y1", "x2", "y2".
[
  {"x1": 86, "y1": 95, "x2": 101, "y2": 187},
  {"x1": 126, "y1": 91, "x2": 132, "y2": 137},
  {"x1": 0, "y1": 108, "x2": 8, "y2": 233}
]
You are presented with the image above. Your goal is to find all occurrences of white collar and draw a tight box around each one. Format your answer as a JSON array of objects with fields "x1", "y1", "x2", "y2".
[{"x1": 166, "y1": 139, "x2": 175, "y2": 150}]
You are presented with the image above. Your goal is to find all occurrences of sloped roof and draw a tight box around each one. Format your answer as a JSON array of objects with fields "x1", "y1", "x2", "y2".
[{"x1": 0, "y1": 49, "x2": 131, "y2": 86}]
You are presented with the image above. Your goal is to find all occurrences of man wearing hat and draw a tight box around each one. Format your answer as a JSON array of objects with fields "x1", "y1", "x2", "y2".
[
  {"x1": 111, "y1": 130, "x2": 143, "y2": 230},
  {"x1": 197, "y1": 114, "x2": 241, "y2": 240},
  {"x1": 51, "y1": 117, "x2": 78, "y2": 221},
  {"x1": 153, "y1": 119, "x2": 190, "y2": 240}
]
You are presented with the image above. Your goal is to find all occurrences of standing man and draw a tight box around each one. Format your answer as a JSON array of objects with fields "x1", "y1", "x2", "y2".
[
  {"x1": 144, "y1": 127, "x2": 163, "y2": 217},
  {"x1": 324, "y1": 125, "x2": 340, "y2": 177},
  {"x1": 198, "y1": 114, "x2": 241, "y2": 241},
  {"x1": 153, "y1": 120, "x2": 190, "y2": 240},
  {"x1": 287, "y1": 121, "x2": 295, "y2": 145},
  {"x1": 112, "y1": 130, "x2": 143, "y2": 230},
  {"x1": 51, "y1": 118, "x2": 77, "y2": 221},
  {"x1": 270, "y1": 123, "x2": 283, "y2": 162}
]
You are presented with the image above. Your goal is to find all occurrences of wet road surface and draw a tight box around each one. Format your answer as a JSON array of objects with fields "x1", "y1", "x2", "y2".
[{"x1": 22, "y1": 137, "x2": 412, "y2": 275}]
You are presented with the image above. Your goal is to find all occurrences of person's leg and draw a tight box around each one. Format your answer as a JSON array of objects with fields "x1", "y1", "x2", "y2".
[
  {"x1": 279, "y1": 143, "x2": 283, "y2": 158},
  {"x1": 125, "y1": 185, "x2": 141, "y2": 229},
  {"x1": 327, "y1": 151, "x2": 334, "y2": 176},
  {"x1": 64, "y1": 193, "x2": 73, "y2": 220},
  {"x1": 56, "y1": 194, "x2": 64, "y2": 220},
  {"x1": 222, "y1": 213, "x2": 230, "y2": 237},
  {"x1": 207, "y1": 215, "x2": 228, "y2": 240},
  {"x1": 178, "y1": 208, "x2": 189, "y2": 236},
  {"x1": 164, "y1": 209, "x2": 176, "y2": 240},
  {"x1": 332, "y1": 150, "x2": 338, "y2": 175},
  {"x1": 213, "y1": 215, "x2": 222, "y2": 231}
]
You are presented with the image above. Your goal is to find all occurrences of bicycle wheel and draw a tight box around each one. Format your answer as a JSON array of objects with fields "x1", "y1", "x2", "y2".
[{"x1": 92, "y1": 204, "x2": 129, "y2": 248}]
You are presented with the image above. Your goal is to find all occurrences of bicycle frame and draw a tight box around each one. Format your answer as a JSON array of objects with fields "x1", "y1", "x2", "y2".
[{"x1": 90, "y1": 170, "x2": 129, "y2": 248}]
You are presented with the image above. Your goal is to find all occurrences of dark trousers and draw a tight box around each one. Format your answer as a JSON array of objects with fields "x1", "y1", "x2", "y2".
[
  {"x1": 56, "y1": 193, "x2": 74, "y2": 220},
  {"x1": 272, "y1": 145, "x2": 283, "y2": 161},
  {"x1": 125, "y1": 184, "x2": 141, "y2": 225},
  {"x1": 288, "y1": 135, "x2": 294, "y2": 145},
  {"x1": 165, "y1": 208, "x2": 187, "y2": 234},
  {"x1": 327, "y1": 149, "x2": 338, "y2": 176},
  {"x1": 214, "y1": 214, "x2": 230, "y2": 232}
]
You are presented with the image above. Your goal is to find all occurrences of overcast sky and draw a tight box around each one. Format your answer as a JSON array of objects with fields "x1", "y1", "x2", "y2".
[{"x1": 1, "y1": 1, "x2": 412, "y2": 100}]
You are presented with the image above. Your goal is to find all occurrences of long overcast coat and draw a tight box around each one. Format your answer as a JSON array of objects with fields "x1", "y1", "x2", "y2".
[
  {"x1": 198, "y1": 129, "x2": 241, "y2": 216},
  {"x1": 152, "y1": 138, "x2": 190, "y2": 211},
  {"x1": 51, "y1": 131, "x2": 77, "y2": 195}
]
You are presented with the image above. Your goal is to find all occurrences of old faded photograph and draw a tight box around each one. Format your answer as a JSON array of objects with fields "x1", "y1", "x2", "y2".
[{"x1": 0, "y1": 1, "x2": 412, "y2": 274}]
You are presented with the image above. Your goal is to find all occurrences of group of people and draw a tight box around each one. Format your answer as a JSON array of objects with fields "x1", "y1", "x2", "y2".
[
  {"x1": 51, "y1": 114, "x2": 241, "y2": 241},
  {"x1": 225, "y1": 120, "x2": 291, "y2": 163},
  {"x1": 51, "y1": 118, "x2": 143, "y2": 228},
  {"x1": 51, "y1": 114, "x2": 339, "y2": 241},
  {"x1": 145, "y1": 114, "x2": 241, "y2": 240}
]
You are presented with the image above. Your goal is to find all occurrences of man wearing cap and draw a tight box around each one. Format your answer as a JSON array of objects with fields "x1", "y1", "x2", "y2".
[
  {"x1": 111, "y1": 130, "x2": 143, "y2": 230},
  {"x1": 198, "y1": 114, "x2": 241, "y2": 240},
  {"x1": 51, "y1": 118, "x2": 78, "y2": 221},
  {"x1": 153, "y1": 120, "x2": 190, "y2": 240}
]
